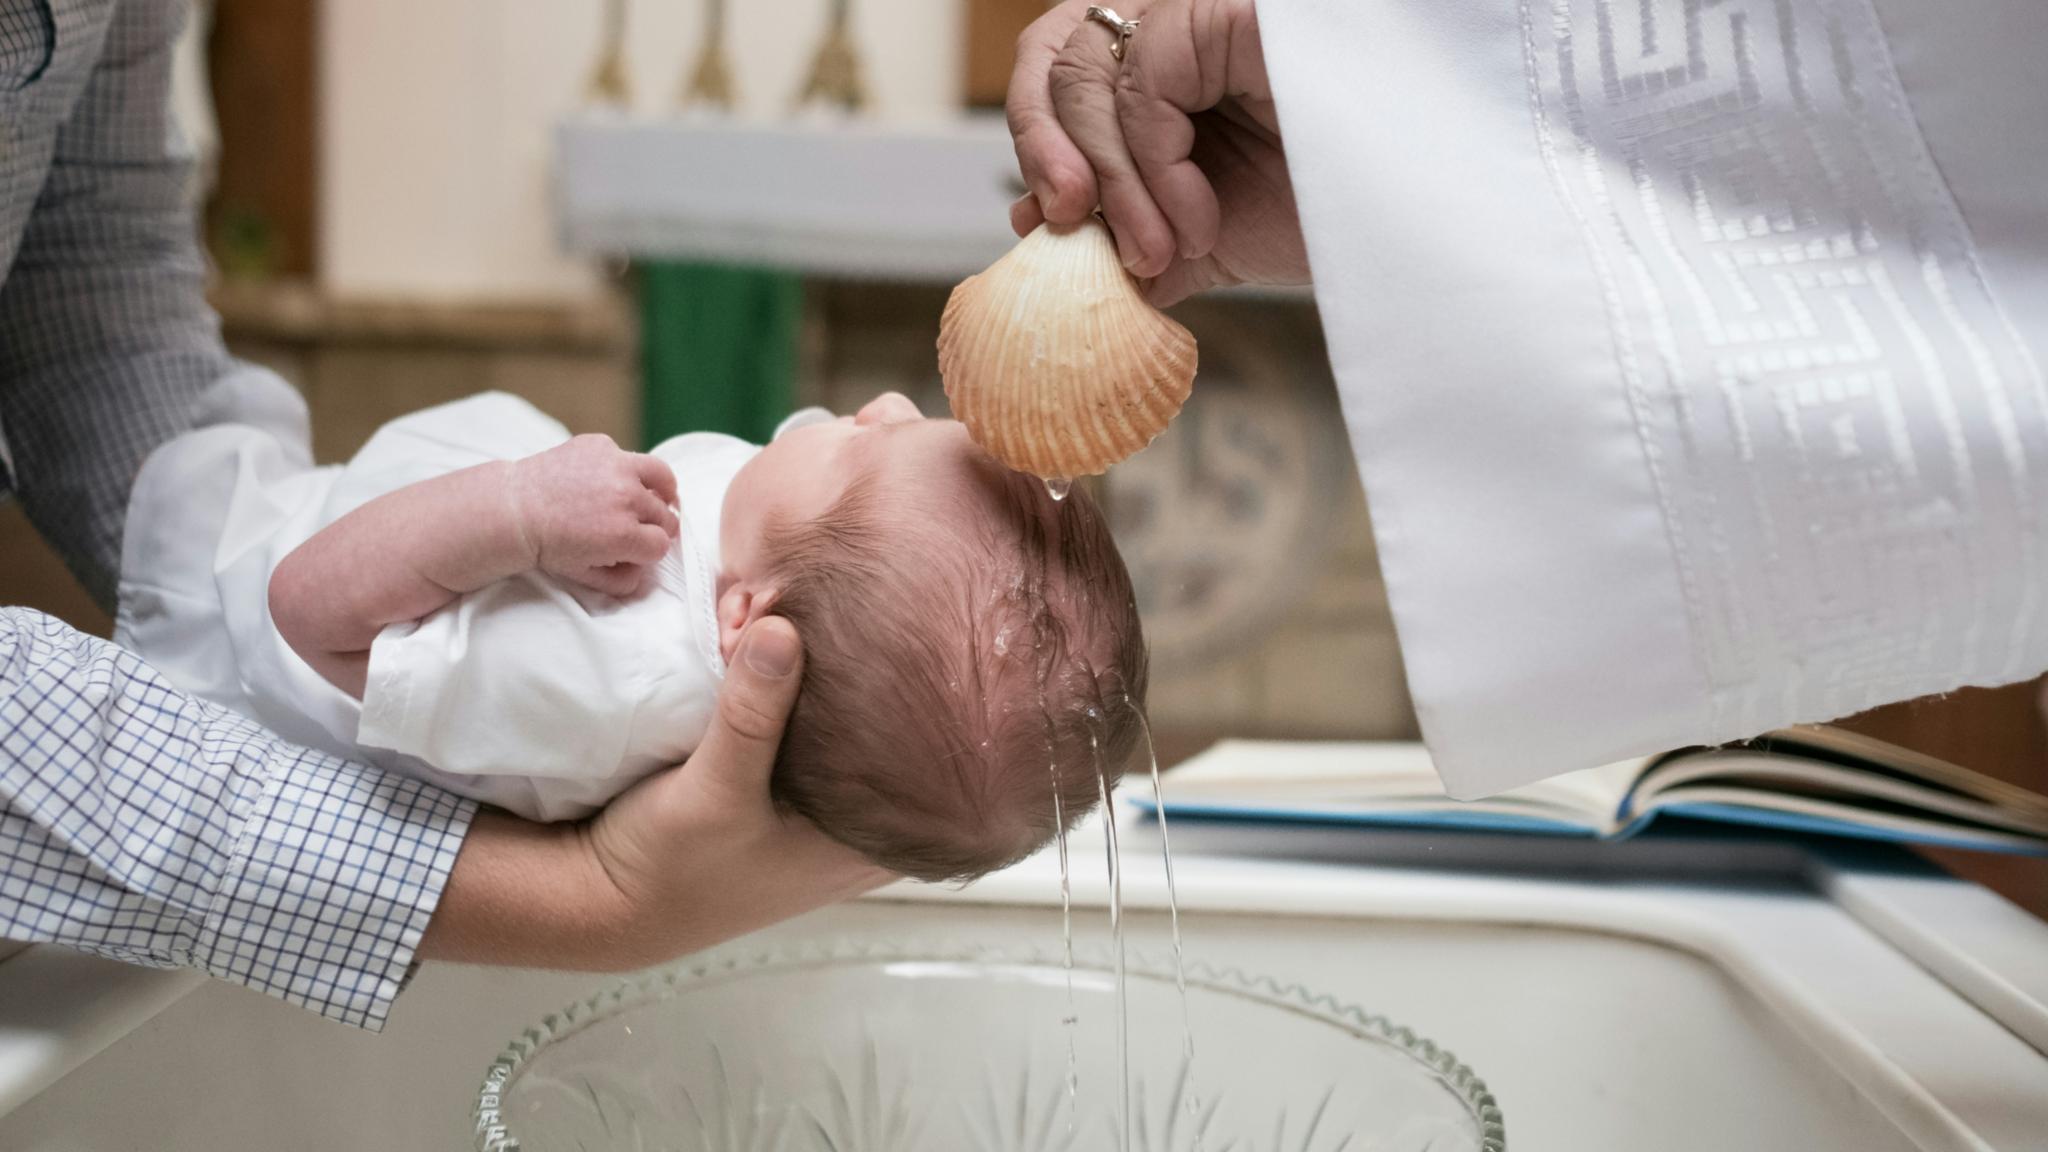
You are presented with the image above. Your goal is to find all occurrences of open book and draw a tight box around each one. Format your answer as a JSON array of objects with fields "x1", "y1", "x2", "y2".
[{"x1": 1135, "y1": 727, "x2": 2048, "y2": 856}]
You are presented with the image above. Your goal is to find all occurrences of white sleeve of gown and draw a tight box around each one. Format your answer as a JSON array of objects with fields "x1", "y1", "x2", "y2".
[
  {"x1": 1258, "y1": 0, "x2": 2048, "y2": 796},
  {"x1": 357, "y1": 574, "x2": 640, "y2": 782}
]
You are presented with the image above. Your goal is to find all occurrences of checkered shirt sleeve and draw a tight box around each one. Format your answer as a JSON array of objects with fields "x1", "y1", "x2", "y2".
[{"x1": 0, "y1": 608, "x2": 476, "y2": 1030}]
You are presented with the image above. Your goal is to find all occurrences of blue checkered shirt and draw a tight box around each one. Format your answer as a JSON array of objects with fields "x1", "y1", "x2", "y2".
[
  {"x1": 0, "y1": 1, "x2": 476, "y2": 1029},
  {"x1": 0, "y1": 608, "x2": 473, "y2": 1028}
]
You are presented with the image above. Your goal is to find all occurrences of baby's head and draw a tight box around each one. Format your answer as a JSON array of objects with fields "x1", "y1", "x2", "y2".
[{"x1": 717, "y1": 393, "x2": 1147, "y2": 882}]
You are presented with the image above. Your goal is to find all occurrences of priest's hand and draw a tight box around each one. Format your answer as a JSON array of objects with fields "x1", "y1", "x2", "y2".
[{"x1": 1006, "y1": 0, "x2": 1308, "y2": 306}]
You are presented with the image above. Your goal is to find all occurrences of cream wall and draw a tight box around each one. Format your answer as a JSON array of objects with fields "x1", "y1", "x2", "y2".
[{"x1": 320, "y1": 0, "x2": 966, "y2": 302}]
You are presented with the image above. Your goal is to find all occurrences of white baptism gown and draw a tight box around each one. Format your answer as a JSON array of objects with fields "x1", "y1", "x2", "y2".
[
  {"x1": 1261, "y1": 0, "x2": 2048, "y2": 796},
  {"x1": 115, "y1": 391, "x2": 832, "y2": 822}
]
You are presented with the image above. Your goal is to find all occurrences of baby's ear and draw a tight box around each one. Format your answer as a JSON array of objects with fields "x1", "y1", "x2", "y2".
[{"x1": 716, "y1": 582, "x2": 784, "y2": 666}]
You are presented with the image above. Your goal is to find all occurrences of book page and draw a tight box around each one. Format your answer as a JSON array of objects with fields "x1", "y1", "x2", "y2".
[
  {"x1": 1633, "y1": 753, "x2": 2048, "y2": 838},
  {"x1": 1157, "y1": 741, "x2": 1643, "y2": 826},
  {"x1": 1640, "y1": 788, "x2": 2048, "y2": 855},
  {"x1": 1767, "y1": 726, "x2": 2048, "y2": 818}
]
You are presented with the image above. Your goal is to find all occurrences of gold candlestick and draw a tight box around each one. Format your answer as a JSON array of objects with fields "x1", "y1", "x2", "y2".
[
  {"x1": 796, "y1": 0, "x2": 868, "y2": 113},
  {"x1": 585, "y1": 0, "x2": 633, "y2": 107},
  {"x1": 681, "y1": 0, "x2": 736, "y2": 110}
]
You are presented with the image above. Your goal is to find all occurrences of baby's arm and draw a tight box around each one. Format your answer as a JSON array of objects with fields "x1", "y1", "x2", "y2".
[{"x1": 270, "y1": 434, "x2": 680, "y2": 698}]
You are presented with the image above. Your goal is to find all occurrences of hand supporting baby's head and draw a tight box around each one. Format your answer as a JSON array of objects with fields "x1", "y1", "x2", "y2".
[{"x1": 740, "y1": 423, "x2": 1146, "y2": 883}]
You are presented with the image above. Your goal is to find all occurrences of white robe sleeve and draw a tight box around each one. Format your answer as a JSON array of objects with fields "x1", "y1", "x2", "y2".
[
  {"x1": 1259, "y1": 0, "x2": 2048, "y2": 796},
  {"x1": 357, "y1": 574, "x2": 642, "y2": 782}
]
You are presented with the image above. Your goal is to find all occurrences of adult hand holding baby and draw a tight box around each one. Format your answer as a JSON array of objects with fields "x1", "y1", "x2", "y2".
[
  {"x1": 585, "y1": 618, "x2": 894, "y2": 964},
  {"x1": 421, "y1": 617, "x2": 891, "y2": 971}
]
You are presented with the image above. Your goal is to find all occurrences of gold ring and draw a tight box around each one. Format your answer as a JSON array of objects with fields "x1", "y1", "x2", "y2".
[{"x1": 1084, "y1": 5, "x2": 1140, "y2": 61}]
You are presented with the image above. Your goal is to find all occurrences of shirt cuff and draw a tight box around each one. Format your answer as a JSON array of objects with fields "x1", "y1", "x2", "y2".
[
  {"x1": 356, "y1": 620, "x2": 428, "y2": 758},
  {"x1": 193, "y1": 742, "x2": 476, "y2": 1031}
]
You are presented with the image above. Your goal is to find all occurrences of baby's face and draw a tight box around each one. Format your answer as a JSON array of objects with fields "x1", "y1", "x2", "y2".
[{"x1": 720, "y1": 392, "x2": 979, "y2": 581}]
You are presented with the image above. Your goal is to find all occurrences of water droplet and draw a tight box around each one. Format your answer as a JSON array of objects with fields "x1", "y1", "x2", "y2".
[{"x1": 1045, "y1": 476, "x2": 1073, "y2": 502}]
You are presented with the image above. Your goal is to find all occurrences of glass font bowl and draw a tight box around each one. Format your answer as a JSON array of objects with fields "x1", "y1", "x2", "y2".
[{"x1": 475, "y1": 940, "x2": 1505, "y2": 1151}]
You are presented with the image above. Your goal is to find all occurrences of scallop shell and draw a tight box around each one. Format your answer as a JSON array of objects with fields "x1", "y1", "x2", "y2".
[{"x1": 939, "y1": 218, "x2": 1196, "y2": 478}]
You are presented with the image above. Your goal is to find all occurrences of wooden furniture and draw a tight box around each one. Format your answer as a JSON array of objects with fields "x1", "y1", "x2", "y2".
[
  {"x1": 204, "y1": 0, "x2": 320, "y2": 280},
  {"x1": 1841, "y1": 682, "x2": 2048, "y2": 920},
  {"x1": 965, "y1": 0, "x2": 1048, "y2": 107}
]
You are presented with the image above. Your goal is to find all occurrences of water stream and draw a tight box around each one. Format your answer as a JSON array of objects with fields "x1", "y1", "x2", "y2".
[
  {"x1": 1091, "y1": 724, "x2": 1130, "y2": 1152},
  {"x1": 1050, "y1": 758, "x2": 1079, "y2": 1141},
  {"x1": 1138, "y1": 706, "x2": 1204, "y2": 1150}
]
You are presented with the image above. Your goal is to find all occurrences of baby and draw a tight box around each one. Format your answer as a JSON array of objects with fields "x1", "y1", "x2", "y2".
[{"x1": 116, "y1": 390, "x2": 1146, "y2": 882}]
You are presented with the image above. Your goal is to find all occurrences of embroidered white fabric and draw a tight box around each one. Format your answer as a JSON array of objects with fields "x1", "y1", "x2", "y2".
[{"x1": 1262, "y1": 0, "x2": 2048, "y2": 796}]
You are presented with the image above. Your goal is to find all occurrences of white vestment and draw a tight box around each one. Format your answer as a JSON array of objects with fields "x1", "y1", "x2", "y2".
[{"x1": 1261, "y1": 0, "x2": 2048, "y2": 796}]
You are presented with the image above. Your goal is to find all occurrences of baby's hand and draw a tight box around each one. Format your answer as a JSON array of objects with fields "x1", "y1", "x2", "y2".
[{"x1": 509, "y1": 435, "x2": 680, "y2": 598}]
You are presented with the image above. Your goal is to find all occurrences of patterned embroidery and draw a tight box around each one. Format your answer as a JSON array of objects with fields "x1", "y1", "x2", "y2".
[{"x1": 1521, "y1": 0, "x2": 2048, "y2": 737}]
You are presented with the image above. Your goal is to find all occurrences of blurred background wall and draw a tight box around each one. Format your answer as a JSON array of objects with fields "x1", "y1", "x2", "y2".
[
  {"x1": 320, "y1": 0, "x2": 964, "y2": 300},
  {"x1": 0, "y1": 0, "x2": 2039, "y2": 913}
]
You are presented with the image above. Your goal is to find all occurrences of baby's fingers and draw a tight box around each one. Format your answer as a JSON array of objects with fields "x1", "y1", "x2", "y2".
[
  {"x1": 633, "y1": 454, "x2": 679, "y2": 506},
  {"x1": 580, "y1": 561, "x2": 652, "y2": 599},
  {"x1": 633, "y1": 489, "x2": 680, "y2": 538},
  {"x1": 617, "y1": 522, "x2": 674, "y2": 565}
]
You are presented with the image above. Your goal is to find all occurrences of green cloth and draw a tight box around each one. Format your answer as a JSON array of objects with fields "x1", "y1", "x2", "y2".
[{"x1": 638, "y1": 262, "x2": 803, "y2": 446}]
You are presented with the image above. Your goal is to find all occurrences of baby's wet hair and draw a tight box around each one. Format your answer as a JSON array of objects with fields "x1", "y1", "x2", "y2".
[{"x1": 764, "y1": 452, "x2": 1147, "y2": 883}]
